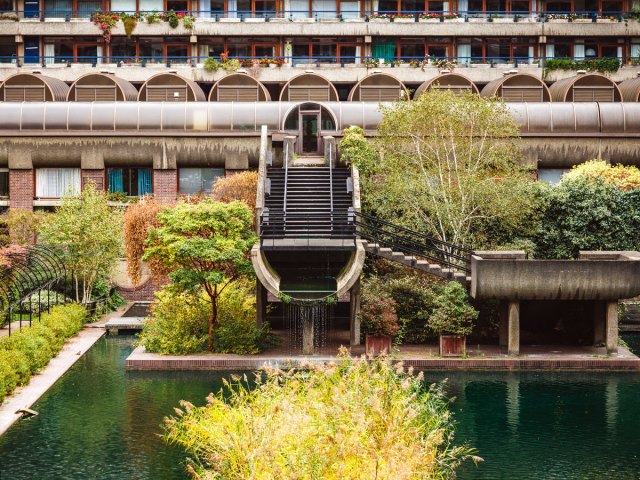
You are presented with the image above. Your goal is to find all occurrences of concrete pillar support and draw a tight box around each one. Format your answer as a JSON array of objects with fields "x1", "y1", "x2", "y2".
[
  {"x1": 323, "y1": 136, "x2": 336, "y2": 167},
  {"x1": 255, "y1": 280, "x2": 267, "y2": 328},
  {"x1": 606, "y1": 301, "x2": 619, "y2": 354},
  {"x1": 499, "y1": 300, "x2": 508, "y2": 347},
  {"x1": 284, "y1": 136, "x2": 296, "y2": 166},
  {"x1": 508, "y1": 300, "x2": 520, "y2": 356},
  {"x1": 350, "y1": 278, "x2": 361, "y2": 346},
  {"x1": 593, "y1": 301, "x2": 606, "y2": 345}
]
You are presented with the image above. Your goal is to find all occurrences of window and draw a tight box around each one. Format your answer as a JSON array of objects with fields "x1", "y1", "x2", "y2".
[
  {"x1": 139, "y1": 37, "x2": 164, "y2": 64},
  {"x1": 538, "y1": 169, "x2": 569, "y2": 185},
  {"x1": 36, "y1": 168, "x2": 81, "y2": 198},
  {"x1": 0, "y1": 37, "x2": 15, "y2": 64},
  {"x1": 108, "y1": 167, "x2": 152, "y2": 196},
  {"x1": 0, "y1": 169, "x2": 8, "y2": 197},
  {"x1": 179, "y1": 168, "x2": 224, "y2": 195},
  {"x1": 110, "y1": 38, "x2": 136, "y2": 64}
]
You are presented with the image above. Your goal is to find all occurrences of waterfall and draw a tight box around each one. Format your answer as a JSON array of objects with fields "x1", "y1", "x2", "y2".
[{"x1": 285, "y1": 297, "x2": 335, "y2": 356}]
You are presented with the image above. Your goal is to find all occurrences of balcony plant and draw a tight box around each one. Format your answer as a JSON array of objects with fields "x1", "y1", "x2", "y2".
[
  {"x1": 359, "y1": 288, "x2": 400, "y2": 355},
  {"x1": 204, "y1": 57, "x2": 220, "y2": 72},
  {"x1": 182, "y1": 14, "x2": 195, "y2": 29},
  {"x1": 427, "y1": 281, "x2": 478, "y2": 357},
  {"x1": 370, "y1": 12, "x2": 392, "y2": 21}
]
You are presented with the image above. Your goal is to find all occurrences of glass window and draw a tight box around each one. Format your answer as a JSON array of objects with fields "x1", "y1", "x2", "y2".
[
  {"x1": 0, "y1": 37, "x2": 15, "y2": 64},
  {"x1": 76, "y1": 44, "x2": 99, "y2": 64},
  {"x1": 538, "y1": 169, "x2": 569, "y2": 185},
  {"x1": 108, "y1": 167, "x2": 152, "y2": 196},
  {"x1": 110, "y1": 38, "x2": 136, "y2": 63},
  {"x1": 179, "y1": 168, "x2": 224, "y2": 195},
  {"x1": 0, "y1": 169, "x2": 8, "y2": 197},
  {"x1": 139, "y1": 37, "x2": 163, "y2": 63},
  {"x1": 36, "y1": 168, "x2": 81, "y2": 198},
  {"x1": 313, "y1": 43, "x2": 337, "y2": 63}
]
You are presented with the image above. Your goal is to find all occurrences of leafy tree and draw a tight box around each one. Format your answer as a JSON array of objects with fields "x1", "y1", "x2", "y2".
[
  {"x1": 39, "y1": 183, "x2": 122, "y2": 303},
  {"x1": 211, "y1": 170, "x2": 258, "y2": 210},
  {"x1": 143, "y1": 199, "x2": 257, "y2": 351},
  {"x1": 1, "y1": 210, "x2": 46, "y2": 246},
  {"x1": 339, "y1": 126, "x2": 379, "y2": 175},
  {"x1": 369, "y1": 89, "x2": 539, "y2": 251},
  {"x1": 563, "y1": 159, "x2": 640, "y2": 192},
  {"x1": 534, "y1": 177, "x2": 640, "y2": 259},
  {"x1": 428, "y1": 281, "x2": 478, "y2": 337}
]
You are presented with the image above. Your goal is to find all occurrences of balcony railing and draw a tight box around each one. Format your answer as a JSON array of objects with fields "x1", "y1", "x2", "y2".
[{"x1": 0, "y1": 8, "x2": 634, "y2": 21}]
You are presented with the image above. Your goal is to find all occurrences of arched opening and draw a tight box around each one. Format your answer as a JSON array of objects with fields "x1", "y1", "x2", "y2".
[
  {"x1": 481, "y1": 73, "x2": 551, "y2": 102},
  {"x1": 209, "y1": 73, "x2": 271, "y2": 102},
  {"x1": 348, "y1": 73, "x2": 408, "y2": 102},
  {"x1": 0, "y1": 73, "x2": 69, "y2": 102},
  {"x1": 549, "y1": 73, "x2": 623, "y2": 102},
  {"x1": 283, "y1": 102, "x2": 337, "y2": 155},
  {"x1": 67, "y1": 73, "x2": 138, "y2": 101},
  {"x1": 137, "y1": 72, "x2": 206, "y2": 102},
  {"x1": 415, "y1": 73, "x2": 480, "y2": 98},
  {"x1": 279, "y1": 73, "x2": 339, "y2": 102}
]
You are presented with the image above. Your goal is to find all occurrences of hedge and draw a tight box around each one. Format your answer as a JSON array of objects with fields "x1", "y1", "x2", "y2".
[{"x1": 0, "y1": 304, "x2": 87, "y2": 403}]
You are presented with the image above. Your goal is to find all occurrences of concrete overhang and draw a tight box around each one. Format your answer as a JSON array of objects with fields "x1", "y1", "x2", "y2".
[{"x1": 471, "y1": 250, "x2": 640, "y2": 301}]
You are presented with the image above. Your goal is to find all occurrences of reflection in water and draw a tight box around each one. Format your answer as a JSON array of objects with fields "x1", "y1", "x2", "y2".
[{"x1": 1, "y1": 335, "x2": 640, "y2": 479}]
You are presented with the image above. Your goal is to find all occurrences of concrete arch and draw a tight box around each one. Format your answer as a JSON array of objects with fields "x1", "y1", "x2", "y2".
[
  {"x1": 414, "y1": 73, "x2": 480, "y2": 98},
  {"x1": 281, "y1": 101, "x2": 339, "y2": 131},
  {"x1": 549, "y1": 73, "x2": 622, "y2": 102},
  {"x1": 0, "y1": 72, "x2": 69, "y2": 102},
  {"x1": 137, "y1": 72, "x2": 206, "y2": 102},
  {"x1": 278, "y1": 72, "x2": 339, "y2": 102},
  {"x1": 618, "y1": 77, "x2": 640, "y2": 102},
  {"x1": 481, "y1": 73, "x2": 551, "y2": 102},
  {"x1": 209, "y1": 73, "x2": 271, "y2": 102},
  {"x1": 348, "y1": 72, "x2": 408, "y2": 102},
  {"x1": 67, "y1": 73, "x2": 138, "y2": 102}
]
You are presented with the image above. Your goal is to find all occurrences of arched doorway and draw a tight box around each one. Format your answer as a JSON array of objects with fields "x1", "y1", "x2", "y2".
[{"x1": 283, "y1": 102, "x2": 337, "y2": 155}]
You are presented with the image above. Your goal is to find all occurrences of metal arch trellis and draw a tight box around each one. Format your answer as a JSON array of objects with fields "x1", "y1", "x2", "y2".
[{"x1": 0, "y1": 245, "x2": 67, "y2": 335}]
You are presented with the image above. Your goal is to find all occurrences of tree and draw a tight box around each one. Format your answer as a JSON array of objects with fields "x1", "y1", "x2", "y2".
[
  {"x1": 370, "y1": 89, "x2": 539, "y2": 251},
  {"x1": 428, "y1": 281, "x2": 478, "y2": 337},
  {"x1": 563, "y1": 159, "x2": 640, "y2": 192},
  {"x1": 1, "y1": 210, "x2": 46, "y2": 246},
  {"x1": 39, "y1": 183, "x2": 122, "y2": 303},
  {"x1": 143, "y1": 199, "x2": 257, "y2": 351},
  {"x1": 211, "y1": 170, "x2": 258, "y2": 210}
]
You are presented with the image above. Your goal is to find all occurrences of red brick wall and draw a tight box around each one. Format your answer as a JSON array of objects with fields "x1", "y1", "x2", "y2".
[
  {"x1": 118, "y1": 276, "x2": 169, "y2": 302},
  {"x1": 153, "y1": 169, "x2": 177, "y2": 205},
  {"x1": 81, "y1": 169, "x2": 105, "y2": 191},
  {"x1": 9, "y1": 169, "x2": 33, "y2": 210}
]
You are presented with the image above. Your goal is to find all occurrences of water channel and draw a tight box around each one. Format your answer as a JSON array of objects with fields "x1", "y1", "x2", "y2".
[{"x1": 2, "y1": 334, "x2": 640, "y2": 479}]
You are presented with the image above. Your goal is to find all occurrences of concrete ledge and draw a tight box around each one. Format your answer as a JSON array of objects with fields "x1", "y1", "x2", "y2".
[
  {"x1": 0, "y1": 327, "x2": 105, "y2": 436},
  {"x1": 126, "y1": 345, "x2": 640, "y2": 371}
]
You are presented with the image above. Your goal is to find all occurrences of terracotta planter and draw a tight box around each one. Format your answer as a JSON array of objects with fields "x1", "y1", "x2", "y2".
[
  {"x1": 366, "y1": 334, "x2": 392, "y2": 355},
  {"x1": 439, "y1": 334, "x2": 466, "y2": 357}
]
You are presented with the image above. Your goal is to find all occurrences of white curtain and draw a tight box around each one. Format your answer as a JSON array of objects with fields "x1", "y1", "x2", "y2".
[
  {"x1": 457, "y1": 44, "x2": 471, "y2": 65},
  {"x1": 457, "y1": 0, "x2": 467, "y2": 13},
  {"x1": 371, "y1": 0, "x2": 379, "y2": 12},
  {"x1": 528, "y1": 46, "x2": 534, "y2": 64},
  {"x1": 617, "y1": 46, "x2": 623, "y2": 59},
  {"x1": 227, "y1": 0, "x2": 237, "y2": 16},
  {"x1": 199, "y1": 0, "x2": 211, "y2": 17},
  {"x1": 36, "y1": 168, "x2": 81, "y2": 198},
  {"x1": 290, "y1": 0, "x2": 308, "y2": 17},
  {"x1": 44, "y1": 44, "x2": 55, "y2": 65},
  {"x1": 111, "y1": 0, "x2": 135, "y2": 11},
  {"x1": 96, "y1": 45, "x2": 102, "y2": 65},
  {"x1": 545, "y1": 44, "x2": 554, "y2": 60},
  {"x1": 632, "y1": 43, "x2": 640, "y2": 60},
  {"x1": 443, "y1": 1, "x2": 449, "y2": 12},
  {"x1": 355, "y1": 45, "x2": 361, "y2": 63},
  {"x1": 573, "y1": 43, "x2": 585, "y2": 60},
  {"x1": 139, "y1": 0, "x2": 162, "y2": 12},
  {"x1": 313, "y1": 0, "x2": 336, "y2": 18},
  {"x1": 341, "y1": 0, "x2": 358, "y2": 18}
]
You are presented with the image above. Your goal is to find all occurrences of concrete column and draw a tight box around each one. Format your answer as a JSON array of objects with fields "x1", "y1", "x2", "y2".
[
  {"x1": 508, "y1": 300, "x2": 520, "y2": 356},
  {"x1": 303, "y1": 315, "x2": 314, "y2": 355},
  {"x1": 323, "y1": 136, "x2": 336, "y2": 167},
  {"x1": 81, "y1": 169, "x2": 105, "y2": 191},
  {"x1": 153, "y1": 169, "x2": 177, "y2": 205},
  {"x1": 9, "y1": 169, "x2": 34, "y2": 211},
  {"x1": 606, "y1": 301, "x2": 619, "y2": 354},
  {"x1": 350, "y1": 278, "x2": 361, "y2": 346},
  {"x1": 499, "y1": 300, "x2": 508, "y2": 347},
  {"x1": 255, "y1": 281, "x2": 267, "y2": 328},
  {"x1": 593, "y1": 301, "x2": 606, "y2": 345}
]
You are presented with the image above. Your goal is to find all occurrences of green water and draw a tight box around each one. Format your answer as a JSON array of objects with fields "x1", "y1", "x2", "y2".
[{"x1": 1, "y1": 335, "x2": 640, "y2": 479}]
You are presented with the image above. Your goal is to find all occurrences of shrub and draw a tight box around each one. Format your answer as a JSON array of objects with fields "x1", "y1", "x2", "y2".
[
  {"x1": 211, "y1": 280, "x2": 275, "y2": 355},
  {"x1": 1, "y1": 209, "x2": 45, "y2": 245},
  {"x1": 40, "y1": 304, "x2": 87, "y2": 339},
  {"x1": 428, "y1": 282, "x2": 478, "y2": 337},
  {"x1": 563, "y1": 159, "x2": 640, "y2": 192},
  {"x1": 0, "y1": 328, "x2": 54, "y2": 373},
  {"x1": 21, "y1": 290, "x2": 69, "y2": 315},
  {"x1": 211, "y1": 170, "x2": 259, "y2": 211},
  {"x1": 165, "y1": 352, "x2": 478, "y2": 479},
  {"x1": 138, "y1": 287, "x2": 210, "y2": 355},
  {"x1": 0, "y1": 348, "x2": 30, "y2": 386},
  {"x1": 0, "y1": 350, "x2": 19, "y2": 401},
  {"x1": 123, "y1": 197, "x2": 165, "y2": 286},
  {"x1": 359, "y1": 278, "x2": 400, "y2": 337}
]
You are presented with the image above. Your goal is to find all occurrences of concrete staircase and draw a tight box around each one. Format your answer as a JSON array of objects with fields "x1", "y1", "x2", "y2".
[{"x1": 360, "y1": 239, "x2": 472, "y2": 286}]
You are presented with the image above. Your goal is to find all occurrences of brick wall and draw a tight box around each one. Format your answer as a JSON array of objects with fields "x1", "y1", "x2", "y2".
[
  {"x1": 9, "y1": 169, "x2": 33, "y2": 210},
  {"x1": 153, "y1": 169, "x2": 177, "y2": 205},
  {"x1": 118, "y1": 276, "x2": 169, "y2": 302},
  {"x1": 81, "y1": 169, "x2": 105, "y2": 191}
]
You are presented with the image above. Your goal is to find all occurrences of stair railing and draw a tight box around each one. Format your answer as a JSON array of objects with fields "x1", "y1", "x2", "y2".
[
  {"x1": 328, "y1": 142, "x2": 334, "y2": 231},
  {"x1": 283, "y1": 142, "x2": 289, "y2": 229}
]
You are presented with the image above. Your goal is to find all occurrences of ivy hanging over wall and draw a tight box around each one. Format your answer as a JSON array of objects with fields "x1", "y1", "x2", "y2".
[
  {"x1": 92, "y1": 10, "x2": 196, "y2": 43},
  {"x1": 543, "y1": 58, "x2": 621, "y2": 79}
]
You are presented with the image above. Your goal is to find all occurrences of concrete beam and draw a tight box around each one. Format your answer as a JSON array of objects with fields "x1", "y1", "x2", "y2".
[
  {"x1": 606, "y1": 301, "x2": 619, "y2": 354},
  {"x1": 508, "y1": 300, "x2": 520, "y2": 356}
]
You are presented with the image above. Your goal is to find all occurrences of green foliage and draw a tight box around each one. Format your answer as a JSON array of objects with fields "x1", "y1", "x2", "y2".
[
  {"x1": 138, "y1": 287, "x2": 210, "y2": 355},
  {"x1": 182, "y1": 14, "x2": 195, "y2": 29},
  {"x1": 143, "y1": 199, "x2": 257, "y2": 351},
  {"x1": 358, "y1": 278, "x2": 400, "y2": 336},
  {"x1": 339, "y1": 126, "x2": 379, "y2": 173},
  {"x1": 626, "y1": 7, "x2": 640, "y2": 19},
  {"x1": 21, "y1": 290, "x2": 69, "y2": 315},
  {"x1": 165, "y1": 352, "x2": 478, "y2": 479},
  {"x1": 370, "y1": 89, "x2": 537, "y2": 251},
  {"x1": 544, "y1": 58, "x2": 621, "y2": 77},
  {"x1": 0, "y1": 304, "x2": 87, "y2": 400},
  {"x1": 1, "y1": 209, "x2": 46, "y2": 246},
  {"x1": 428, "y1": 282, "x2": 478, "y2": 336},
  {"x1": 204, "y1": 57, "x2": 219, "y2": 72},
  {"x1": 534, "y1": 177, "x2": 640, "y2": 259},
  {"x1": 563, "y1": 159, "x2": 640, "y2": 192},
  {"x1": 39, "y1": 183, "x2": 123, "y2": 304}
]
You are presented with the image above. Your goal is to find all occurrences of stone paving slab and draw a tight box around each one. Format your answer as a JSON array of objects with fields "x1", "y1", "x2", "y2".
[
  {"x1": 126, "y1": 344, "x2": 640, "y2": 371},
  {"x1": 104, "y1": 317, "x2": 146, "y2": 331},
  {"x1": 0, "y1": 327, "x2": 105, "y2": 436}
]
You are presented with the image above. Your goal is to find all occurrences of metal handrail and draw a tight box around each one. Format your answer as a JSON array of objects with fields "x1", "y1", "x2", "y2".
[
  {"x1": 283, "y1": 142, "x2": 289, "y2": 219},
  {"x1": 328, "y1": 143, "x2": 334, "y2": 231}
]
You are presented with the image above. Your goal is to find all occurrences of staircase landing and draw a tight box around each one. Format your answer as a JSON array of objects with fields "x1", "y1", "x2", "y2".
[{"x1": 290, "y1": 156, "x2": 325, "y2": 167}]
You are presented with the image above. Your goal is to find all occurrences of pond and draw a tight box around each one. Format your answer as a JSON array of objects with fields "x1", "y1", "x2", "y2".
[{"x1": 1, "y1": 335, "x2": 640, "y2": 479}]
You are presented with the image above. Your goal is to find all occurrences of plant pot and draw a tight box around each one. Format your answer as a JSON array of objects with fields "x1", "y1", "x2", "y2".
[
  {"x1": 439, "y1": 334, "x2": 466, "y2": 357},
  {"x1": 366, "y1": 334, "x2": 392, "y2": 356}
]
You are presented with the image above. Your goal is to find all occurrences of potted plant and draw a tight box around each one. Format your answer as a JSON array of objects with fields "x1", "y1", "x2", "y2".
[
  {"x1": 428, "y1": 281, "x2": 478, "y2": 357},
  {"x1": 360, "y1": 289, "x2": 400, "y2": 355}
]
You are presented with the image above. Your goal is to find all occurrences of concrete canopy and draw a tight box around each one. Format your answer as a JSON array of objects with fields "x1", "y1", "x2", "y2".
[
  {"x1": 414, "y1": 73, "x2": 479, "y2": 98},
  {"x1": 209, "y1": 73, "x2": 271, "y2": 102},
  {"x1": 348, "y1": 72, "x2": 408, "y2": 102},
  {"x1": 0, "y1": 73, "x2": 69, "y2": 102},
  {"x1": 66, "y1": 73, "x2": 138, "y2": 102},
  {"x1": 549, "y1": 73, "x2": 622, "y2": 102},
  {"x1": 618, "y1": 76, "x2": 640, "y2": 102},
  {"x1": 481, "y1": 73, "x2": 551, "y2": 102},
  {"x1": 137, "y1": 72, "x2": 206, "y2": 102},
  {"x1": 278, "y1": 72, "x2": 339, "y2": 102}
]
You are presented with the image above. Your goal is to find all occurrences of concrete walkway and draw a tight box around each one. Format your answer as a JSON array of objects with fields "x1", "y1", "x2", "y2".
[{"x1": 0, "y1": 327, "x2": 105, "y2": 436}]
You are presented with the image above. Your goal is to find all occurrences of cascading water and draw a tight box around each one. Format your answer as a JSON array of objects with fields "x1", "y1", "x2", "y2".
[{"x1": 284, "y1": 296, "x2": 335, "y2": 356}]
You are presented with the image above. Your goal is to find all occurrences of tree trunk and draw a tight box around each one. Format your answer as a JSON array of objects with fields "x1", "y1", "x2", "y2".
[{"x1": 208, "y1": 291, "x2": 218, "y2": 352}]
